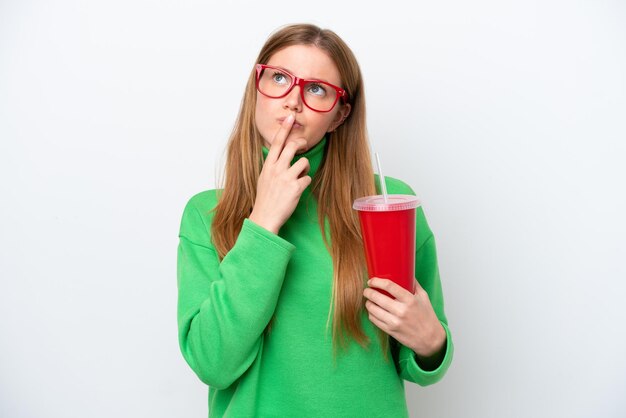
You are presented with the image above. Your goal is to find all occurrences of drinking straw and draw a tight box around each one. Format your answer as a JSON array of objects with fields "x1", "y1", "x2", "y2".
[{"x1": 375, "y1": 152, "x2": 388, "y2": 203}]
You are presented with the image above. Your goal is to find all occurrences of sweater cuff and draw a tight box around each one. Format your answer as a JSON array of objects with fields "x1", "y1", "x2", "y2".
[
  {"x1": 242, "y1": 218, "x2": 295, "y2": 254},
  {"x1": 398, "y1": 321, "x2": 454, "y2": 386}
]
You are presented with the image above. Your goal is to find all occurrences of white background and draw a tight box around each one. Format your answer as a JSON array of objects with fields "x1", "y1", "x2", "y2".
[{"x1": 1, "y1": 1, "x2": 625, "y2": 417}]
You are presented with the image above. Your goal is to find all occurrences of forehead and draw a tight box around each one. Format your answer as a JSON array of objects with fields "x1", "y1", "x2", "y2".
[{"x1": 266, "y1": 44, "x2": 341, "y2": 84}]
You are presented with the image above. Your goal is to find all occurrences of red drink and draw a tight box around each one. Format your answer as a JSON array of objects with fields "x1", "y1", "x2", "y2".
[{"x1": 353, "y1": 195, "x2": 421, "y2": 298}]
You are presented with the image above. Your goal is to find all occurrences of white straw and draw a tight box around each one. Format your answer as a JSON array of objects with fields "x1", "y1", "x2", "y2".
[{"x1": 375, "y1": 152, "x2": 388, "y2": 203}]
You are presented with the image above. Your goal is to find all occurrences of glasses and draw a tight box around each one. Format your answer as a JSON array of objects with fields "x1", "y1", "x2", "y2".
[{"x1": 255, "y1": 64, "x2": 349, "y2": 113}]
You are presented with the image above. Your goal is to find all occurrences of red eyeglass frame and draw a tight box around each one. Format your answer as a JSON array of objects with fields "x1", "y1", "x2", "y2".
[{"x1": 255, "y1": 64, "x2": 349, "y2": 113}]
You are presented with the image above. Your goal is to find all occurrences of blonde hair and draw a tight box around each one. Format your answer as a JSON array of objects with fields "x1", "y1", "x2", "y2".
[{"x1": 211, "y1": 23, "x2": 388, "y2": 357}]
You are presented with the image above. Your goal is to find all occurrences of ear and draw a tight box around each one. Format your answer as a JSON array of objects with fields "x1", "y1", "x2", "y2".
[{"x1": 327, "y1": 103, "x2": 352, "y2": 133}]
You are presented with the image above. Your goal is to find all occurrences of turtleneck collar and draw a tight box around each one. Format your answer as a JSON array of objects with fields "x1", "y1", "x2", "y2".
[{"x1": 261, "y1": 136, "x2": 327, "y2": 180}]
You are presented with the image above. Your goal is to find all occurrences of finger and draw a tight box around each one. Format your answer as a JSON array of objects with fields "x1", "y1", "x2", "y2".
[
  {"x1": 296, "y1": 175, "x2": 312, "y2": 190},
  {"x1": 365, "y1": 300, "x2": 394, "y2": 331},
  {"x1": 287, "y1": 157, "x2": 310, "y2": 179},
  {"x1": 363, "y1": 286, "x2": 403, "y2": 317},
  {"x1": 367, "y1": 312, "x2": 390, "y2": 334},
  {"x1": 368, "y1": 277, "x2": 414, "y2": 303},
  {"x1": 413, "y1": 278, "x2": 427, "y2": 296},
  {"x1": 277, "y1": 138, "x2": 308, "y2": 169},
  {"x1": 266, "y1": 113, "x2": 295, "y2": 163}
]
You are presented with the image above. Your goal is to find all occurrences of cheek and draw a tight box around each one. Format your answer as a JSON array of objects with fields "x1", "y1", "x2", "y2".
[
  {"x1": 313, "y1": 113, "x2": 338, "y2": 134},
  {"x1": 255, "y1": 99, "x2": 272, "y2": 133},
  {"x1": 255, "y1": 97, "x2": 285, "y2": 145}
]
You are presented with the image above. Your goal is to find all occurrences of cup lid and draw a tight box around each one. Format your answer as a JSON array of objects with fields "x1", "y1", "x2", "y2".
[{"x1": 352, "y1": 194, "x2": 421, "y2": 212}]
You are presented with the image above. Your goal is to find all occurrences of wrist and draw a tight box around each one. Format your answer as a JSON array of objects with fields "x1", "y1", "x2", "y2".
[
  {"x1": 248, "y1": 212, "x2": 279, "y2": 235},
  {"x1": 412, "y1": 324, "x2": 447, "y2": 371},
  {"x1": 413, "y1": 323, "x2": 446, "y2": 358}
]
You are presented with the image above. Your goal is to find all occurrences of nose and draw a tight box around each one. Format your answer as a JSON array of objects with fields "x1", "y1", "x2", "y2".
[{"x1": 282, "y1": 84, "x2": 302, "y2": 112}]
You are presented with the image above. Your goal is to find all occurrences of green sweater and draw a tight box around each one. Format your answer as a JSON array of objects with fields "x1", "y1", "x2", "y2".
[{"x1": 177, "y1": 137, "x2": 453, "y2": 417}]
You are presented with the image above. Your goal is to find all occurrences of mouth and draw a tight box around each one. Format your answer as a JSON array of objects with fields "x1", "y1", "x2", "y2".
[{"x1": 278, "y1": 117, "x2": 303, "y2": 129}]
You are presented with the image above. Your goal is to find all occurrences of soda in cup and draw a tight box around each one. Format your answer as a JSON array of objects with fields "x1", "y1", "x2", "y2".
[{"x1": 353, "y1": 195, "x2": 421, "y2": 298}]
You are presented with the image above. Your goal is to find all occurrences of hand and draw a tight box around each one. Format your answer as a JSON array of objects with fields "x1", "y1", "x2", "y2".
[
  {"x1": 249, "y1": 113, "x2": 312, "y2": 234},
  {"x1": 363, "y1": 277, "x2": 446, "y2": 359}
]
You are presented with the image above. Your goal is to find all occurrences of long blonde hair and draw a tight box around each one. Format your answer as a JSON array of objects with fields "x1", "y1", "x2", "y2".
[{"x1": 211, "y1": 23, "x2": 388, "y2": 356}]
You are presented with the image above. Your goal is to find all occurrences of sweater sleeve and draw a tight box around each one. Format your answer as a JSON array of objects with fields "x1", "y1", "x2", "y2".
[
  {"x1": 396, "y1": 233, "x2": 454, "y2": 386},
  {"x1": 377, "y1": 175, "x2": 454, "y2": 386},
  {"x1": 176, "y1": 194, "x2": 295, "y2": 389}
]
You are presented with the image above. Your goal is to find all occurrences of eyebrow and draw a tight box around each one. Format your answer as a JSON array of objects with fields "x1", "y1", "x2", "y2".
[{"x1": 272, "y1": 65, "x2": 332, "y2": 84}]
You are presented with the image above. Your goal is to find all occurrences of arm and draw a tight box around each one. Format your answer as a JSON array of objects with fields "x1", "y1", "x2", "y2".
[
  {"x1": 178, "y1": 115, "x2": 310, "y2": 388},
  {"x1": 365, "y1": 233, "x2": 454, "y2": 386},
  {"x1": 177, "y1": 195, "x2": 294, "y2": 389},
  {"x1": 365, "y1": 176, "x2": 454, "y2": 386},
  {"x1": 395, "y1": 233, "x2": 454, "y2": 386}
]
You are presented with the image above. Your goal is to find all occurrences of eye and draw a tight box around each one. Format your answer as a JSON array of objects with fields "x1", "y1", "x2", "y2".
[
  {"x1": 306, "y1": 83, "x2": 327, "y2": 97},
  {"x1": 271, "y1": 71, "x2": 290, "y2": 85}
]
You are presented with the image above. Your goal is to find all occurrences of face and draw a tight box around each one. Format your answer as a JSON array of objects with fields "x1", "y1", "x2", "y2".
[{"x1": 255, "y1": 44, "x2": 352, "y2": 153}]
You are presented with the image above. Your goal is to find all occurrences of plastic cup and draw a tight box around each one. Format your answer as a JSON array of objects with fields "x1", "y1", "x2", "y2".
[{"x1": 353, "y1": 195, "x2": 421, "y2": 298}]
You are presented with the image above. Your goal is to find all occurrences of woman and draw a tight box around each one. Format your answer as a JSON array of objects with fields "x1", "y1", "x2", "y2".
[{"x1": 177, "y1": 23, "x2": 453, "y2": 417}]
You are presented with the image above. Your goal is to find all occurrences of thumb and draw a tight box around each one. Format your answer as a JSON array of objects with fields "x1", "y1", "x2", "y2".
[{"x1": 413, "y1": 278, "x2": 426, "y2": 295}]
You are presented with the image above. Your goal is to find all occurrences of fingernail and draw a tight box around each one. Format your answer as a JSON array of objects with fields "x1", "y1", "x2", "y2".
[{"x1": 286, "y1": 114, "x2": 294, "y2": 123}]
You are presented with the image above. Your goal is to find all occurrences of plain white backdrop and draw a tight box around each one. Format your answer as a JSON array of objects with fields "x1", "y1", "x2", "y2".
[{"x1": 1, "y1": 0, "x2": 625, "y2": 417}]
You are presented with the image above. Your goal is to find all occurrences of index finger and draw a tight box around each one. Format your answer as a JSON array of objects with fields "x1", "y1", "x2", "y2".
[
  {"x1": 266, "y1": 112, "x2": 295, "y2": 163},
  {"x1": 368, "y1": 277, "x2": 414, "y2": 303}
]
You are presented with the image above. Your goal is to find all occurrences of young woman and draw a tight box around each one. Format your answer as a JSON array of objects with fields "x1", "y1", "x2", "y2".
[{"x1": 177, "y1": 23, "x2": 453, "y2": 417}]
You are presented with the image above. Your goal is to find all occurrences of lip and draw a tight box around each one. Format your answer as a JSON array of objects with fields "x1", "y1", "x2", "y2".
[{"x1": 278, "y1": 117, "x2": 303, "y2": 128}]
